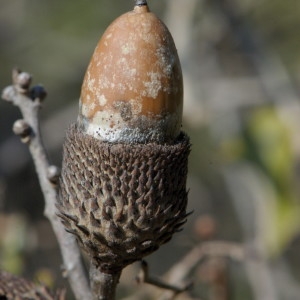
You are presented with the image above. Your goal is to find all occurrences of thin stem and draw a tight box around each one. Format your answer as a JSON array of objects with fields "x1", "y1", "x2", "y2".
[
  {"x1": 136, "y1": 260, "x2": 191, "y2": 294},
  {"x1": 90, "y1": 264, "x2": 121, "y2": 300},
  {"x1": 2, "y1": 70, "x2": 92, "y2": 300},
  {"x1": 160, "y1": 241, "x2": 245, "y2": 300},
  {"x1": 135, "y1": 0, "x2": 147, "y2": 6}
]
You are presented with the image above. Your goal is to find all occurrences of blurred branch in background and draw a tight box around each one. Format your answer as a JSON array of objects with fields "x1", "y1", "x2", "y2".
[{"x1": 166, "y1": 0, "x2": 300, "y2": 299}]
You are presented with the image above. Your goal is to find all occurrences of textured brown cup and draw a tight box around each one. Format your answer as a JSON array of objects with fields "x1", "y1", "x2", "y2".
[{"x1": 58, "y1": 124, "x2": 190, "y2": 273}]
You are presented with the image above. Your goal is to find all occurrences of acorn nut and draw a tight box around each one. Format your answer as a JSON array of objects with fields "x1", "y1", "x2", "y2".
[{"x1": 78, "y1": 0, "x2": 183, "y2": 144}]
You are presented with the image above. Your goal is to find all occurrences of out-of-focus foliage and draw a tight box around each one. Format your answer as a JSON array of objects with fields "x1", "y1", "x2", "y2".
[
  {"x1": 0, "y1": 214, "x2": 26, "y2": 274},
  {"x1": 220, "y1": 106, "x2": 300, "y2": 256},
  {"x1": 247, "y1": 0, "x2": 300, "y2": 69}
]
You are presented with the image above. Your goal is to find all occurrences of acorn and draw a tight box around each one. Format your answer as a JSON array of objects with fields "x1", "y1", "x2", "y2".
[
  {"x1": 58, "y1": 0, "x2": 190, "y2": 275},
  {"x1": 78, "y1": 0, "x2": 183, "y2": 144}
]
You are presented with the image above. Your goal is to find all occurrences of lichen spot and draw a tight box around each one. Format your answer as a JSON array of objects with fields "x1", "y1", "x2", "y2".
[
  {"x1": 114, "y1": 101, "x2": 133, "y2": 122},
  {"x1": 143, "y1": 72, "x2": 162, "y2": 98},
  {"x1": 98, "y1": 94, "x2": 107, "y2": 106},
  {"x1": 129, "y1": 99, "x2": 142, "y2": 115},
  {"x1": 81, "y1": 103, "x2": 90, "y2": 118},
  {"x1": 121, "y1": 43, "x2": 136, "y2": 55}
]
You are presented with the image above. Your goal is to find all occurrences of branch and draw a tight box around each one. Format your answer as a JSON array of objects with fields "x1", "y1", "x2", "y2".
[
  {"x1": 136, "y1": 260, "x2": 192, "y2": 295},
  {"x1": 129, "y1": 241, "x2": 244, "y2": 300},
  {"x1": 159, "y1": 241, "x2": 245, "y2": 300},
  {"x1": 1, "y1": 69, "x2": 92, "y2": 300},
  {"x1": 90, "y1": 264, "x2": 121, "y2": 300}
]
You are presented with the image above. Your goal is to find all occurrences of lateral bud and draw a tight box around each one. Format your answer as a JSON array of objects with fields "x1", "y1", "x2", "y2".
[
  {"x1": 47, "y1": 165, "x2": 61, "y2": 185},
  {"x1": 12, "y1": 119, "x2": 32, "y2": 143},
  {"x1": 12, "y1": 69, "x2": 32, "y2": 93},
  {"x1": 30, "y1": 85, "x2": 47, "y2": 103}
]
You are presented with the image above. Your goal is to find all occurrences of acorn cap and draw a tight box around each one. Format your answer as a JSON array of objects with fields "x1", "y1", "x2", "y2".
[
  {"x1": 78, "y1": 2, "x2": 183, "y2": 144},
  {"x1": 58, "y1": 125, "x2": 190, "y2": 273}
]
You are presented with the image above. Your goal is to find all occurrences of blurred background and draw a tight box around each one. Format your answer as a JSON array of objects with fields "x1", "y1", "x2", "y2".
[{"x1": 1, "y1": 0, "x2": 300, "y2": 299}]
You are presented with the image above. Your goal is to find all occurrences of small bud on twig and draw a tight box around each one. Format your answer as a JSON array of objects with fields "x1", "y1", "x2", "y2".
[
  {"x1": 2, "y1": 86, "x2": 14, "y2": 103},
  {"x1": 30, "y1": 85, "x2": 47, "y2": 102},
  {"x1": 47, "y1": 165, "x2": 61, "y2": 185},
  {"x1": 12, "y1": 119, "x2": 32, "y2": 143},
  {"x1": 12, "y1": 69, "x2": 32, "y2": 93}
]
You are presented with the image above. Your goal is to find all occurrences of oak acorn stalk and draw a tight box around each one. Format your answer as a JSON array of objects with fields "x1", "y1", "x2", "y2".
[{"x1": 57, "y1": 1, "x2": 190, "y2": 299}]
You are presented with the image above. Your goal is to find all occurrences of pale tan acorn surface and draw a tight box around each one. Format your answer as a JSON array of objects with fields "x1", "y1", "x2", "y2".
[
  {"x1": 58, "y1": 1, "x2": 190, "y2": 273},
  {"x1": 78, "y1": 3, "x2": 183, "y2": 144}
]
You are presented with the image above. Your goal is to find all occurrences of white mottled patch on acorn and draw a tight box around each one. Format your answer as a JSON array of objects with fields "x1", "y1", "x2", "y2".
[
  {"x1": 143, "y1": 72, "x2": 162, "y2": 98},
  {"x1": 98, "y1": 94, "x2": 107, "y2": 106}
]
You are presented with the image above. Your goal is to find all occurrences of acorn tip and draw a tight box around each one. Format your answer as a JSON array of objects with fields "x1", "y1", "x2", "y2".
[{"x1": 135, "y1": 0, "x2": 147, "y2": 7}]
